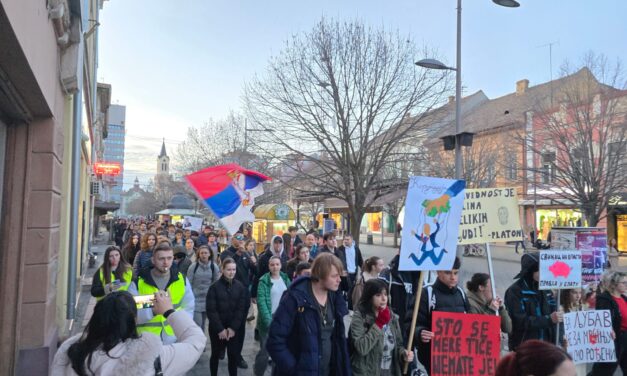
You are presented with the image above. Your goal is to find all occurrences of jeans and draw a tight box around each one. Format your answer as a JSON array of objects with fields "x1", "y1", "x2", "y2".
[
  {"x1": 515, "y1": 241, "x2": 527, "y2": 253},
  {"x1": 209, "y1": 329, "x2": 239, "y2": 376}
]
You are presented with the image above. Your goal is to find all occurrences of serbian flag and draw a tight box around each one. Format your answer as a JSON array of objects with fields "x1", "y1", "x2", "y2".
[{"x1": 185, "y1": 164, "x2": 270, "y2": 235}]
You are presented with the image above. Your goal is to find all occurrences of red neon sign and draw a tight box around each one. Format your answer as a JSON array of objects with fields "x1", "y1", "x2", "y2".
[{"x1": 94, "y1": 162, "x2": 121, "y2": 176}]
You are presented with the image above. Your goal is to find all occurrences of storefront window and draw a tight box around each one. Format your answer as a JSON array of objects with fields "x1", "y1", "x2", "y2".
[
  {"x1": 617, "y1": 215, "x2": 627, "y2": 252},
  {"x1": 536, "y1": 209, "x2": 584, "y2": 240}
]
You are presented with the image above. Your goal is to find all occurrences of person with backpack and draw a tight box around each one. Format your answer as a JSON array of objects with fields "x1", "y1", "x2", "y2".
[
  {"x1": 187, "y1": 245, "x2": 220, "y2": 330},
  {"x1": 408, "y1": 257, "x2": 469, "y2": 373},
  {"x1": 349, "y1": 279, "x2": 413, "y2": 376},
  {"x1": 504, "y1": 252, "x2": 561, "y2": 351}
]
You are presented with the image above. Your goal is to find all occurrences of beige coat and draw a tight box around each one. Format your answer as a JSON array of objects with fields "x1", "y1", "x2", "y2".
[
  {"x1": 51, "y1": 310, "x2": 205, "y2": 376},
  {"x1": 466, "y1": 289, "x2": 513, "y2": 334}
]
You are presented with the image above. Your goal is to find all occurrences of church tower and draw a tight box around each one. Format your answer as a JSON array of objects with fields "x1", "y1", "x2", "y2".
[{"x1": 157, "y1": 138, "x2": 170, "y2": 176}]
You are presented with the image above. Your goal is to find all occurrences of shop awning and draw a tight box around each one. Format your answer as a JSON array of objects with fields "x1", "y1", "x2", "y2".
[
  {"x1": 323, "y1": 189, "x2": 406, "y2": 213},
  {"x1": 155, "y1": 208, "x2": 201, "y2": 216},
  {"x1": 94, "y1": 200, "x2": 120, "y2": 214},
  {"x1": 254, "y1": 204, "x2": 295, "y2": 220}
]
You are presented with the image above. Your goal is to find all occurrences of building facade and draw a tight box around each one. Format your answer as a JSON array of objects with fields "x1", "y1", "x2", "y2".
[
  {"x1": 0, "y1": 0, "x2": 108, "y2": 373},
  {"x1": 103, "y1": 104, "x2": 126, "y2": 203}
]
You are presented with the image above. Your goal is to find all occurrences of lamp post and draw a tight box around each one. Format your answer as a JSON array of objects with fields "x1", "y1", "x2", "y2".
[
  {"x1": 243, "y1": 118, "x2": 272, "y2": 167},
  {"x1": 416, "y1": 0, "x2": 519, "y2": 179}
]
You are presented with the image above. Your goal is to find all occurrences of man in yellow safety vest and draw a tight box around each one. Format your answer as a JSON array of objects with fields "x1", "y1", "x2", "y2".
[{"x1": 128, "y1": 241, "x2": 195, "y2": 344}]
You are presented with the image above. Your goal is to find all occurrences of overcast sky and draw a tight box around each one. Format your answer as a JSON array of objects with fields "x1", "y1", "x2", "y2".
[{"x1": 97, "y1": 0, "x2": 627, "y2": 191}]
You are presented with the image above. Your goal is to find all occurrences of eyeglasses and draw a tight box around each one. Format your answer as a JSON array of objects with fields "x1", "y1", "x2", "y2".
[{"x1": 234, "y1": 235, "x2": 245, "y2": 241}]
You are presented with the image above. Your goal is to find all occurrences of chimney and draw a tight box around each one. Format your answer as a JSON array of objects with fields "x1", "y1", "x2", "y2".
[
  {"x1": 448, "y1": 96, "x2": 455, "y2": 104},
  {"x1": 516, "y1": 79, "x2": 529, "y2": 95}
]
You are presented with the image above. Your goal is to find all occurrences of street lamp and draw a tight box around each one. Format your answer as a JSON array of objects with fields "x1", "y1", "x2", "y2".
[
  {"x1": 243, "y1": 118, "x2": 273, "y2": 153},
  {"x1": 415, "y1": 0, "x2": 519, "y2": 179}
]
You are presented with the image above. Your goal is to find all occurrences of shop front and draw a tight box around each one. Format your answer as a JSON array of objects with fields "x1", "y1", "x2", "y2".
[
  {"x1": 535, "y1": 208, "x2": 584, "y2": 240},
  {"x1": 253, "y1": 204, "x2": 296, "y2": 253},
  {"x1": 609, "y1": 193, "x2": 627, "y2": 252}
]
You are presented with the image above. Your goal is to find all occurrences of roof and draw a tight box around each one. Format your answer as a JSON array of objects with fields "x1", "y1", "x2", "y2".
[
  {"x1": 253, "y1": 204, "x2": 295, "y2": 220},
  {"x1": 432, "y1": 67, "x2": 620, "y2": 139},
  {"x1": 159, "y1": 139, "x2": 168, "y2": 158}
]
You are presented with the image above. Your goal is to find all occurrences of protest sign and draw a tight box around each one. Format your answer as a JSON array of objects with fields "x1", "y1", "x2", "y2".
[
  {"x1": 458, "y1": 188, "x2": 522, "y2": 245},
  {"x1": 564, "y1": 310, "x2": 616, "y2": 364},
  {"x1": 182, "y1": 216, "x2": 203, "y2": 233},
  {"x1": 539, "y1": 250, "x2": 582, "y2": 290},
  {"x1": 431, "y1": 312, "x2": 500, "y2": 376},
  {"x1": 399, "y1": 176, "x2": 465, "y2": 271},
  {"x1": 323, "y1": 218, "x2": 335, "y2": 235},
  {"x1": 576, "y1": 231, "x2": 607, "y2": 283}
]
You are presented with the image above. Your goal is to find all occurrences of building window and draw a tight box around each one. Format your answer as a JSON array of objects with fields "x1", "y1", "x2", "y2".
[
  {"x1": 541, "y1": 152, "x2": 556, "y2": 184},
  {"x1": 506, "y1": 154, "x2": 517, "y2": 180}
]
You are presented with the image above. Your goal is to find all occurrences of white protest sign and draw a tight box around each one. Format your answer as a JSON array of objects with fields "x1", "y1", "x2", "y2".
[
  {"x1": 539, "y1": 250, "x2": 582, "y2": 290},
  {"x1": 458, "y1": 188, "x2": 522, "y2": 245},
  {"x1": 564, "y1": 310, "x2": 616, "y2": 364},
  {"x1": 182, "y1": 216, "x2": 204, "y2": 233},
  {"x1": 399, "y1": 176, "x2": 465, "y2": 271}
]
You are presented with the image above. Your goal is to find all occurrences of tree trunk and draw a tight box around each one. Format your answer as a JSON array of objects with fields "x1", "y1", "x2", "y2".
[
  {"x1": 392, "y1": 215, "x2": 399, "y2": 248},
  {"x1": 350, "y1": 209, "x2": 366, "y2": 246}
]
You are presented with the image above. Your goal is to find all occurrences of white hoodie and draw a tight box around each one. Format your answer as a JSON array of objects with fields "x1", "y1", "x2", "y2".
[{"x1": 51, "y1": 310, "x2": 205, "y2": 376}]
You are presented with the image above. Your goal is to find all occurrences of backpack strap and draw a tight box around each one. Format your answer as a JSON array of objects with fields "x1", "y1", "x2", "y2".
[{"x1": 154, "y1": 356, "x2": 163, "y2": 376}]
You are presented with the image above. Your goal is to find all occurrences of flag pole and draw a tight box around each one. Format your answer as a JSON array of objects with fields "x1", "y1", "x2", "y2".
[
  {"x1": 485, "y1": 242, "x2": 499, "y2": 316},
  {"x1": 404, "y1": 271, "x2": 425, "y2": 375}
]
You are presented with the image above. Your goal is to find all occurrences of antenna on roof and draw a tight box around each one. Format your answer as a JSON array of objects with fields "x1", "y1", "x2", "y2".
[{"x1": 537, "y1": 41, "x2": 560, "y2": 106}]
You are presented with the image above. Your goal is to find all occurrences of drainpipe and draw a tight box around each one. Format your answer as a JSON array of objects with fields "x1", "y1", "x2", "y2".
[{"x1": 67, "y1": 89, "x2": 82, "y2": 319}]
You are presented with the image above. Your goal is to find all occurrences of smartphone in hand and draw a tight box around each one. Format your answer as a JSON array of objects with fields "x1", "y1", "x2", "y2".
[{"x1": 133, "y1": 294, "x2": 156, "y2": 309}]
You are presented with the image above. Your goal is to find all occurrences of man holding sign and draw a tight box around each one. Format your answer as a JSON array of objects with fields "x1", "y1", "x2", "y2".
[{"x1": 504, "y1": 253, "x2": 561, "y2": 350}]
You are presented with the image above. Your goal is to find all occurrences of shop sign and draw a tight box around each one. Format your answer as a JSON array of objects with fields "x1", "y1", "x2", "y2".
[{"x1": 274, "y1": 204, "x2": 290, "y2": 220}]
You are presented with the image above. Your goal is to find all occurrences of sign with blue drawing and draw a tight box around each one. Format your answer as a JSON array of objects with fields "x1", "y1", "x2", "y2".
[{"x1": 399, "y1": 176, "x2": 465, "y2": 271}]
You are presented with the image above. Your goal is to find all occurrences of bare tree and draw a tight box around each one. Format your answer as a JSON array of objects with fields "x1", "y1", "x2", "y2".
[
  {"x1": 523, "y1": 53, "x2": 627, "y2": 226},
  {"x1": 126, "y1": 191, "x2": 162, "y2": 217},
  {"x1": 244, "y1": 18, "x2": 451, "y2": 243}
]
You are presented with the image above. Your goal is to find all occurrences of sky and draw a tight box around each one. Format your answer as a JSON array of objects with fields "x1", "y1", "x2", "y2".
[{"x1": 97, "y1": 0, "x2": 627, "y2": 191}]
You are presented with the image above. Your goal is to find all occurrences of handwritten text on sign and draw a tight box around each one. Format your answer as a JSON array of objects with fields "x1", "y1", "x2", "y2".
[
  {"x1": 457, "y1": 188, "x2": 522, "y2": 245},
  {"x1": 539, "y1": 250, "x2": 582, "y2": 290},
  {"x1": 564, "y1": 310, "x2": 616, "y2": 364},
  {"x1": 431, "y1": 312, "x2": 500, "y2": 376}
]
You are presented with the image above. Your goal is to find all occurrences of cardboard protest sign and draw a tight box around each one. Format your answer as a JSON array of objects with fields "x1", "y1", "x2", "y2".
[
  {"x1": 539, "y1": 250, "x2": 582, "y2": 290},
  {"x1": 431, "y1": 312, "x2": 500, "y2": 376},
  {"x1": 458, "y1": 188, "x2": 522, "y2": 245},
  {"x1": 399, "y1": 176, "x2": 465, "y2": 271},
  {"x1": 564, "y1": 310, "x2": 616, "y2": 364},
  {"x1": 182, "y1": 216, "x2": 203, "y2": 233}
]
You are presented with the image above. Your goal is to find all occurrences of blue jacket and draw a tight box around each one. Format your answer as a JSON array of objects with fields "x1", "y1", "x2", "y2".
[{"x1": 266, "y1": 276, "x2": 352, "y2": 376}]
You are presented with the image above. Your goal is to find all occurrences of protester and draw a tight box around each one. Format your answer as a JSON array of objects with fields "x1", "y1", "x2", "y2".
[
  {"x1": 495, "y1": 339, "x2": 575, "y2": 376},
  {"x1": 122, "y1": 222, "x2": 136, "y2": 245},
  {"x1": 113, "y1": 218, "x2": 126, "y2": 248},
  {"x1": 91, "y1": 246, "x2": 133, "y2": 301},
  {"x1": 318, "y1": 232, "x2": 338, "y2": 255},
  {"x1": 466, "y1": 273, "x2": 512, "y2": 334},
  {"x1": 133, "y1": 233, "x2": 157, "y2": 275},
  {"x1": 197, "y1": 225, "x2": 213, "y2": 246},
  {"x1": 305, "y1": 232, "x2": 319, "y2": 258},
  {"x1": 122, "y1": 232, "x2": 141, "y2": 266},
  {"x1": 267, "y1": 253, "x2": 351, "y2": 376},
  {"x1": 504, "y1": 252, "x2": 561, "y2": 350},
  {"x1": 219, "y1": 233, "x2": 257, "y2": 369},
  {"x1": 253, "y1": 235, "x2": 288, "y2": 298},
  {"x1": 381, "y1": 250, "x2": 420, "y2": 334},
  {"x1": 128, "y1": 241, "x2": 195, "y2": 345},
  {"x1": 336, "y1": 233, "x2": 364, "y2": 308},
  {"x1": 282, "y1": 226, "x2": 302, "y2": 257},
  {"x1": 217, "y1": 229, "x2": 230, "y2": 253},
  {"x1": 206, "y1": 258, "x2": 248, "y2": 376},
  {"x1": 286, "y1": 244, "x2": 312, "y2": 280},
  {"x1": 187, "y1": 245, "x2": 220, "y2": 330},
  {"x1": 242, "y1": 227, "x2": 252, "y2": 242},
  {"x1": 184, "y1": 237, "x2": 196, "y2": 260},
  {"x1": 174, "y1": 245, "x2": 192, "y2": 275},
  {"x1": 410, "y1": 257, "x2": 468, "y2": 372},
  {"x1": 172, "y1": 229, "x2": 185, "y2": 247},
  {"x1": 51, "y1": 291, "x2": 205, "y2": 375},
  {"x1": 590, "y1": 270, "x2": 627, "y2": 375},
  {"x1": 294, "y1": 261, "x2": 312, "y2": 279},
  {"x1": 349, "y1": 279, "x2": 413, "y2": 376},
  {"x1": 352, "y1": 256, "x2": 385, "y2": 308},
  {"x1": 254, "y1": 256, "x2": 291, "y2": 376}
]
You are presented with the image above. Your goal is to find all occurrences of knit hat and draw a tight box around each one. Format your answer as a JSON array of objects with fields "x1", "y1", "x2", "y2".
[{"x1": 514, "y1": 252, "x2": 539, "y2": 279}]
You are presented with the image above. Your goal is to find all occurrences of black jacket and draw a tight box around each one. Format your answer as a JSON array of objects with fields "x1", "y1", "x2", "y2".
[
  {"x1": 595, "y1": 291, "x2": 627, "y2": 334},
  {"x1": 205, "y1": 276, "x2": 248, "y2": 333},
  {"x1": 252, "y1": 248, "x2": 289, "y2": 297},
  {"x1": 504, "y1": 276, "x2": 557, "y2": 350},
  {"x1": 219, "y1": 247, "x2": 257, "y2": 289},
  {"x1": 335, "y1": 245, "x2": 364, "y2": 275},
  {"x1": 409, "y1": 278, "x2": 469, "y2": 372}
]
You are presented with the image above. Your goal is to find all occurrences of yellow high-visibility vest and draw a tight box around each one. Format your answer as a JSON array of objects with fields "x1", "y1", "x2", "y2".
[
  {"x1": 97, "y1": 268, "x2": 133, "y2": 301},
  {"x1": 135, "y1": 273, "x2": 186, "y2": 338}
]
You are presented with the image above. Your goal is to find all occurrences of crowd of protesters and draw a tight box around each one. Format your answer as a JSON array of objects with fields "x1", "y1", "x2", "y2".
[{"x1": 51, "y1": 217, "x2": 625, "y2": 376}]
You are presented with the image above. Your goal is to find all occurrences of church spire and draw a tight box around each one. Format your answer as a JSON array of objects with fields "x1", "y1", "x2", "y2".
[{"x1": 159, "y1": 138, "x2": 167, "y2": 158}]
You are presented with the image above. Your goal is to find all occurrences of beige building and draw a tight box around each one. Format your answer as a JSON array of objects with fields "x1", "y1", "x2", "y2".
[{"x1": 0, "y1": 0, "x2": 109, "y2": 373}]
